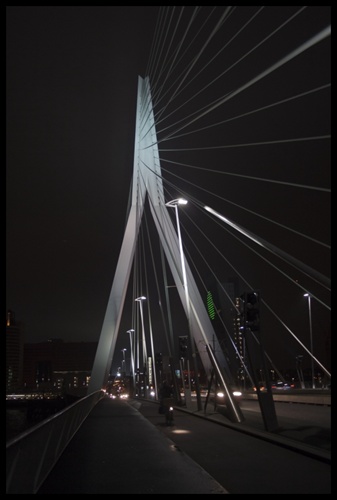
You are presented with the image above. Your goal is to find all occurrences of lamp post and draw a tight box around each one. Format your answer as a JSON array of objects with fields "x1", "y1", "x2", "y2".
[
  {"x1": 165, "y1": 198, "x2": 202, "y2": 410},
  {"x1": 127, "y1": 329, "x2": 136, "y2": 396},
  {"x1": 127, "y1": 329, "x2": 137, "y2": 396},
  {"x1": 304, "y1": 293, "x2": 315, "y2": 389},
  {"x1": 135, "y1": 296, "x2": 147, "y2": 396},
  {"x1": 147, "y1": 321, "x2": 158, "y2": 400},
  {"x1": 127, "y1": 329, "x2": 135, "y2": 381},
  {"x1": 121, "y1": 348, "x2": 127, "y2": 377}
]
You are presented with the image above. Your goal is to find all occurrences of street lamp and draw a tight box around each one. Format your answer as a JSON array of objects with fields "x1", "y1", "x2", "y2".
[
  {"x1": 165, "y1": 199, "x2": 188, "y2": 316},
  {"x1": 121, "y1": 348, "x2": 127, "y2": 377},
  {"x1": 127, "y1": 329, "x2": 137, "y2": 396},
  {"x1": 135, "y1": 296, "x2": 147, "y2": 396},
  {"x1": 304, "y1": 293, "x2": 315, "y2": 389},
  {"x1": 165, "y1": 198, "x2": 202, "y2": 410},
  {"x1": 127, "y1": 329, "x2": 135, "y2": 381}
]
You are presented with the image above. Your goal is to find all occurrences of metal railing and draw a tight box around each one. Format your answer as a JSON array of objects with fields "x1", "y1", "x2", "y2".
[{"x1": 6, "y1": 390, "x2": 105, "y2": 494}]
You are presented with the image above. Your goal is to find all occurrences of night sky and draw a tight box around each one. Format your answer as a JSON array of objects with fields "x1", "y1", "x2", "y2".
[
  {"x1": 6, "y1": 7, "x2": 330, "y2": 376},
  {"x1": 6, "y1": 6, "x2": 159, "y2": 339}
]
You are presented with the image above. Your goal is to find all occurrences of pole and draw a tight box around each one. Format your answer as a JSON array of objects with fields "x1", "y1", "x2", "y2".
[
  {"x1": 136, "y1": 297, "x2": 148, "y2": 397},
  {"x1": 127, "y1": 330, "x2": 136, "y2": 392},
  {"x1": 174, "y1": 202, "x2": 202, "y2": 411},
  {"x1": 306, "y1": 294, "x2": 315, "y2": 389},
  {"x1": 139, "y1": 300, "x2": 148, "y2": 369},
  {"x1": 121, "y1": 349, "x2": 127, "y2": 377},
  {"x1": 148, "y1": 322, "x2": 158, "y2": 399}
]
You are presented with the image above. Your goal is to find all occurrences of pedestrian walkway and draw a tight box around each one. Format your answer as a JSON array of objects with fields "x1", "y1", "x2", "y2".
[
  {"x1": 36, "y1": 394, "x2": 331, "y2": 494},
  {"x1": 134, "y1": 399, "x2": 331, "y2": 494},
  {"x1": 174, "y1": 397, "x2": 331, "y2": 461},
  {"x1": 37, "y1": 396, "x2": 228, "y2": 494}
]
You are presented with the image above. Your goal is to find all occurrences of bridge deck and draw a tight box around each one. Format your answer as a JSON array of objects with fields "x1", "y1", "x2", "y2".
[
  {"x1": 36, "y1": 394, "x2": 330, "y2": 494},
  {"x1": 36, "y1": 396, "x2": 228, "y2": 494}
]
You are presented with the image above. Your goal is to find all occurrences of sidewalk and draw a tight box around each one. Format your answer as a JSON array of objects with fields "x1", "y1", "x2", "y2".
[
  {"x1": 173, "y1": 396, "x2": 331, "y2": 462},
  {"x1": 133, "y1": 398, "x2": 331, "y2": 494},
  {"x1": 37, "y1": 396, "x2": 229, "y2": 494}
]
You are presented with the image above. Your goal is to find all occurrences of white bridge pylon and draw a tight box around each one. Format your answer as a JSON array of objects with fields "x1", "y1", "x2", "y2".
[{"x1": 88, "y1": 76, "x2": 241, "y2": 420}]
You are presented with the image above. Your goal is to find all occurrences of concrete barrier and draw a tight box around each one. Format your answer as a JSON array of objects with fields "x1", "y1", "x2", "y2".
[{"x1": 242, "y1": 389, "x2": 331, "y2": 406}]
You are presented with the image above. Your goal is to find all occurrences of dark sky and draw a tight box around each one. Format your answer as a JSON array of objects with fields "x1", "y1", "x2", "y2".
[
  {"x1": 6, "y1": 7, "x2": 331, "y2": 376},
  {"x1": 6, "y1": 6, "x2": 160, "y2": 340}
]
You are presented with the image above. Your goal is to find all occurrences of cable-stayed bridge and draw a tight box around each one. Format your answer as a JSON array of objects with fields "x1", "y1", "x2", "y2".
[
  {"x1": 6, "y1": 7, "x2": 331, "y2": 494},
  {"x1": 88, "y1": 7, "x2": 330, "y2": 409}
]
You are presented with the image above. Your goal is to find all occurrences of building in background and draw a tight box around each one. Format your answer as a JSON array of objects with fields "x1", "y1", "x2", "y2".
[
  {"x1": 6, "y1": 311, "x2": 98, "y2": 397},
  {"x1": 23, "y1": 340, "x2": 98, "y2": 397},
  {"x1": 6, "y1": 310, "x2": 24, "y2": 393}
]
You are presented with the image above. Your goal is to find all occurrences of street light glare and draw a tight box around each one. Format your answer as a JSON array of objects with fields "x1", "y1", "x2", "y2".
[
  {"x1": 165, "y1": 198, "x2": 188, "y2": 207},
  {"x1": 135, "y1": 296, "x2": 146, "y2": 301}
]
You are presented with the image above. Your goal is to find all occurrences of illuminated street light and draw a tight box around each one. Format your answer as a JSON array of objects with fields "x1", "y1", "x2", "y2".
[
  {"x1": 165, "y1": 198, "x2": 188, "y2": 207},
  {"x1": 127, "y1": 329, "x2": 135, "y2": 385},
  {"x1": 127, "y1": 328, "x2": 137, "y2": 397},
  {"x1": 121, "y1": 348, "x2": 127, "y2": 377},
  {"x1": 135, "y1": 296, "x2": 147, "y2": 395},
  {"x1": 165, "y1": 199, "x2": 189, "y2": 317},
  {"x1": 165, "y1": 198, "x2": 202, "y2": 410},
  {"x1": 304, "y1": 293, "x2": 315, "y2": 389}
]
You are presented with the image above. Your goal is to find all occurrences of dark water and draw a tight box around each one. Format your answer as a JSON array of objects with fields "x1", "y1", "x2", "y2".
[
  {"x1": 6, "y1": 407, "x2": 32, "y2": 441},
  {"x1": 6, "y1": 398, "x2": 70, "y2": 442}
]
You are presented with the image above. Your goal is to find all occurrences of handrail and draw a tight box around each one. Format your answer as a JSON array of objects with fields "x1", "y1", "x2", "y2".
[{"x1": 6, "y1": 390, "x2": 105, "y2": 494}]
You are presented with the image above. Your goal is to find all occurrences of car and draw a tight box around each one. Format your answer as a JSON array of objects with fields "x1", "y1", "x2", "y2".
[{"x1": 271, "y1": 381, "x2": 292, "y2": 390}]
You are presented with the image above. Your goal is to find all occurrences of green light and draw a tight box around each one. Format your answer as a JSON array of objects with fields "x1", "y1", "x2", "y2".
[{"x1": 207, "y1": 291, "x2": 215, "y2": 320}]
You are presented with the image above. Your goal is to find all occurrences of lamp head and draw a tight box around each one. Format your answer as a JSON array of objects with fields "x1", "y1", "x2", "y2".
[{"x1": 165, "y1": 198, "x2": 188, "y2": 207}]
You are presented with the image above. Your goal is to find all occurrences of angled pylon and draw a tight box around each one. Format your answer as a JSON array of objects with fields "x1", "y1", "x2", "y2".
[{"x1": 88, "y1": 76, "x2": 243, "y2": 423}]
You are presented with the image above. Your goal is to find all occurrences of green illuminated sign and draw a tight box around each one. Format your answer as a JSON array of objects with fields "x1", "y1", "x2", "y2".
[{"x1": 207, "y1": 291, "x2": 215, "y2": 320}]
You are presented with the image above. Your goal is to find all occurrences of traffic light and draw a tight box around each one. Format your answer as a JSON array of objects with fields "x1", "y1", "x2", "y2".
[
  {"x1": 246, "y1": 292, "x2": 260, "y2": 331},
  {"x1": 239, "y1": 291, "x2": 260, "y2": 332},
  {"x1": 155, "y1": 352, "x2": 163, "y2": 369},
  {"x1": 178, "y1": 336, "x2": 188, "y2": 358}
]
